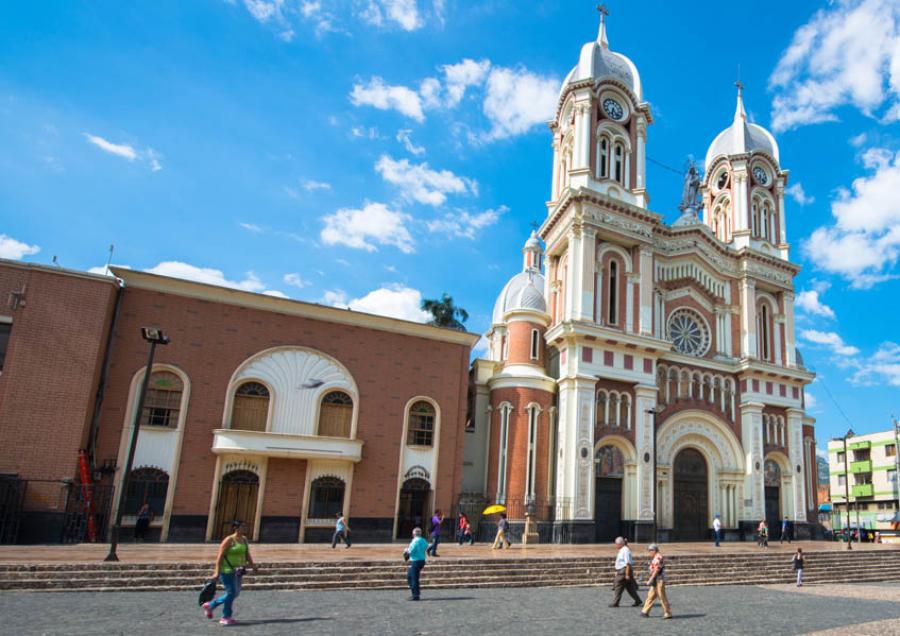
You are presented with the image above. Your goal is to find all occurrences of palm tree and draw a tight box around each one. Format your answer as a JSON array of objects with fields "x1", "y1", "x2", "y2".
[{"x1": 421, "y1": 293, "x2": 469, "y2": 331}]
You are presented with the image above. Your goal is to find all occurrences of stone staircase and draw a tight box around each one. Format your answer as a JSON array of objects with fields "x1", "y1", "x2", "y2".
[{"x1": 0, "y1": 550, "x2": 896, "y2": 593}]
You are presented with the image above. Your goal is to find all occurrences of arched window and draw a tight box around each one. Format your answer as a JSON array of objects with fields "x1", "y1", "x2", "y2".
[
  {"x1": 751, "y1": 199, "x2": 760, "y2": 237},
  {"x1": 757, "y1": 303, "x2": 772, "y2": 361},
  {"x1": 530, "y1": 329, "x2": 540, "y2": 361},
  {"x1": 123, "y1": 467, "x2": 169, "y2": 516},
  {"x1": 596, "y1": 390, "x2": 609, "y2": 426},
  {"x1": 319, "y1": 391, "x2": 353, "y2": 438},
  {"x1": 714, "y1": 198, "x2": 731, "y2": 242},
  {"x1": 762, "y1": 202, "x2": 771, "y2": 241},
  {"x1": 496, "y1": 405, "x2": 511, "y2": 503},
  {"x1": 308, "y1": 476, "x2": 345, "y2": 519},
  {"x1": 525, "y1": 406, "x2": 539, "y2": 500},
  {"x1": 140, "y1": 371, "x2": 183, "y2": 428},
  {"x1": 231, "y1": 382, "x2": 270, "y2": 432},
  {"x1": 608, "y1": 393, "x2": 620, "y2": 426},
  {"x1": 608, "y1": 261, "x2": 618, "y2": 325},
  {"x1": 598, "y1": 136, "x2": 609, "y2": 178},
  {"x1": 407, "y1": 400, "x2": 436, "y2": 447},
  {"x1": 619, "y1": 394, "x2": 630, "y2": 430},
  {"x1": 613, "y1": 142, "x2": 624, "y2": 184}
]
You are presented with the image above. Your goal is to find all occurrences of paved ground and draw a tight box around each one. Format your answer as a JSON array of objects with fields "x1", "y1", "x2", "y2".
[
  {"x1": 2, "y1": 583, "x2": 899, "y2": 636},
  {"x1": 0, "y1": 540, "x2": 893, "y2": 564}
]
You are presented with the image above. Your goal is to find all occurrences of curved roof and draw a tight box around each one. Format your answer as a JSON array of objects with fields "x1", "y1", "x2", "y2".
[
  {"x1": 492, "y1": 270, "x2": 547, "y2": 324},
  {"x1": 558, "y1": 16, "x2": 642, "y2": 103},
  {"x1": 705, "y1": 86, "x2": 779, "y2": 170}
]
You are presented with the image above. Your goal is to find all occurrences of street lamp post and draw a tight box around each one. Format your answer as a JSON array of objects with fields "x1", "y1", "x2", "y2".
[{"x1": 105, "y1": 327, "x2": 170, "y2": 562}]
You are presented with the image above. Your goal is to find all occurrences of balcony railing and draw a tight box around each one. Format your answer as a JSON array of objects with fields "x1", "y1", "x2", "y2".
[
  {"x1": 849, "y1": 440, "x2": 872, "y2": 451},
  {"x1": 851, "y1": 483, "x2": 874, "y2": 498},
  {"x1": 850, "y1": 460, "x2": 872, "y2": 473}
]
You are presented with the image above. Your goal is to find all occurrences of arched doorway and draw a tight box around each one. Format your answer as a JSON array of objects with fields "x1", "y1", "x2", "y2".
[
  {"x1": 764, "y1": 459, "x2": 782, "y2": 532},
  {"x1": 594, "y1": 445, "x2": 625, "y2": 541},
  {"x1": 214, "y1": 470, "x2": 259, "y2": 540},
  {"x1": 673, "y1": 448, "x2": 708, "y2": 540},
  {"x1": 396, "y1": 478, "x2": 430, "y2": 539}
]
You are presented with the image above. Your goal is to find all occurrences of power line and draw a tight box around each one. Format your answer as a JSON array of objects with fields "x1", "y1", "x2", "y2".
[
  {"x1": 647, "y1": 155, "x2": 685, "y2": 175},
  {"x1": 818, "y1": 378, "x2": 857, "y2": 432}
]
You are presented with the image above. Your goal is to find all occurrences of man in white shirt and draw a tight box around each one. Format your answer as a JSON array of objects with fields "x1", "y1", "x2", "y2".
[
  {"x1": 713, "y1": 514, "x2": 722, "y2": 547},
  {"x1": 609, "y1": 536, "x2": 642, "y2": 607}
]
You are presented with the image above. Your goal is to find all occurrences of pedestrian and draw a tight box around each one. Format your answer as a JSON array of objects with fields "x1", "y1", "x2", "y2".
[
  {"x1": 491, "y1": 513, "x2": 511, "y2": 549},
  {"x1": 463, "y1": 520, "x2": 474, "y2": 545},
  {"x1": 426, "y1": 510, "x2": 443, "y2": 556},
  {"x1": 712, "y1": 513, "x2": 722, "y2": 547},
  {"x1": 757, "y1": 520, "x2": 769, "y2": 548},
  {"x1": 780, "y1": 515, "x2": 791, "y2": 544},
  {"x1": 405, "y1": 527, "x2": 429, "y2": 601},
  {"x1": 609, "y1": 537, "x2": 642, "y2": 608},
  {"x1": 134, "y1": 502, "x2": 152, "y2": 542},
  {"x1": 792, "y1": 547, "x2": 804, "y2": 587},
  {"x1": 640, "y1": 544, "x2": 672, "y2": 619},
  {"x1": 457, "y1": 513, "x2": 468, "y2": 545},
  {"x1": 331, "y1": 511, "x2": 351, "y2": 549},
  {"x1": 202, "y1": 521, "x2": 257, "y2": 626}
]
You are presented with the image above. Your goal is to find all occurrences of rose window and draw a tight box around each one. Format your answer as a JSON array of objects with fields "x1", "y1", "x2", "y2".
[{"x1": 667, "y1": 309, "x2": 710, "y2": 357}]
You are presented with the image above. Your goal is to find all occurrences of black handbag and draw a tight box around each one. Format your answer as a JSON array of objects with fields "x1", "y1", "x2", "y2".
[{"x1": 198, "y1": 578, "x2": 217, "y2": 606}]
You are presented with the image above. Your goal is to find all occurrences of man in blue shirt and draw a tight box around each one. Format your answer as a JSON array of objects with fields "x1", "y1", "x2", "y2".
[
  {"x1": 332, "y1": 512, "x2": 351, "y2": 548},
  {"x1": 780, "y1": 516, "x2": 791, "y2": 544},
  {"x1": 405, "y1": 527, "x2": 429, "y2": 600}
]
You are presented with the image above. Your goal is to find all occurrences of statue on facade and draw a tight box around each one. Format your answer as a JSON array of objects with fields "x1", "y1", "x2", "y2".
[{"x1": 674, "y1": 159, "x2": 703, "y2": 226}]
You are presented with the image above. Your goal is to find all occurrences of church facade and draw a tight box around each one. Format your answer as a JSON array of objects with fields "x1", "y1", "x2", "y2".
[{"x1": 463, "y1": 15, "x2": 818, "y2": 542}]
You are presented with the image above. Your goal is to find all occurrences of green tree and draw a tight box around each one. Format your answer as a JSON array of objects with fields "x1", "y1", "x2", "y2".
[{"x1": 421, "y1": 293, "x2": 469, "y2": 331}]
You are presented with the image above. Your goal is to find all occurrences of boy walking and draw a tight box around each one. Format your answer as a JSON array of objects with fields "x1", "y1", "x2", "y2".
[{"x1": 331, "y1": 512, "x2": 351, "y2": 548}]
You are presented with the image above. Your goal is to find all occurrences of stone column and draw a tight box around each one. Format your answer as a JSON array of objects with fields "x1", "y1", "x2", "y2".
[
  {"x1": 733, "y1": 167, "x2": 749, "y2": 231},
  {"x1": 784, "y1": 291, "x2": 796, "y2": 367},
  {"x1": 551, "y1": 134, "x2": 561, "y2": 200},
  {"x1": 739, "y1": 278, "x2": 757, "y2": 358},
  {"x1": 626, "y1": 274, "x2": 638, "y2": 334},
  {"x1": 776, "y1": 182, "x2": 787, "y2": 244},
  {"x1": 787, "y1": 408, "x2": 807, "y2": 521},
  {"x1": 634, "y1": 384, "x2": 659, "y2": 539},
  {"x1": 578, "y1": 103, "x2": 592, "y2": 169},
  {"x1": 740, "y1": 402, "x2": 765, "y2": 522},
  {"x1": 639, "y1": 246, "x2": 653, "y2": 335},
  {"x1": 576, "y1": 228, "x2": 596, "y2": 322},
  {"x1": 555, "y1": 375, "x2": 596, "y2": 541},
  {"x1": 774, "y1": 315, "x2": 784, "y2": 366}
]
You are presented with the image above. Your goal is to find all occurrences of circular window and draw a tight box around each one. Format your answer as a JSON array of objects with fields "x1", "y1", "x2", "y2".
[
  {"x1": 752, "y1": 165, "x2": 768, "y2": 185},
  {"x1": 666, "y1": 309, "x2": 711, "y2": 357}
]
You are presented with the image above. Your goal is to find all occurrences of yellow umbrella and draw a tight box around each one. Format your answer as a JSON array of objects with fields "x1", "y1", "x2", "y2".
[{"x1": 482, "y1": 504, "x2": 506, "y2": 515}]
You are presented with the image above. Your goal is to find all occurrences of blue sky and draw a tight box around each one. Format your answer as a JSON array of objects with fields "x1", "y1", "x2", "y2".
[{"x1": 2, "y1": 1, "x2": 899, "y2": 449}]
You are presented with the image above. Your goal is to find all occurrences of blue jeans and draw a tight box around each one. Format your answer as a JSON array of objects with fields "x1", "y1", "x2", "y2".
[
  {"x1": 332, "y1": 529, "x2": 351, "y2": 548},
  {"x1": 714, "y1": 529, "x2": 721, "y2": 546},
  {"x1": 427, "y1": 534, "x2": 440, "y2": 555},
  {"x1": 407, "y1": 560, "x2": 425, "y2": 598},
  {"x1": 209, "y1": 572, "x2": 241, "y2": 618}
]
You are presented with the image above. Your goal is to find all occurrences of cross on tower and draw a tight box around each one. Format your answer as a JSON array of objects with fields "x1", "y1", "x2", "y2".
[
  {"x1": 529, "y1": 220, "x2": 540, "y2": 232},
  {"x1": 597, "y1": 4, "x2": 609, "y2": 19},
  {"x1": 734, "y1": 79, "x2": 744, "y2": 92}
]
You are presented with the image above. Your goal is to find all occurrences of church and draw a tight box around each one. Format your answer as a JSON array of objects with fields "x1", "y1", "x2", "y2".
[{"x1": 462, "y1": 12, "x2": 818, "y2": 542}]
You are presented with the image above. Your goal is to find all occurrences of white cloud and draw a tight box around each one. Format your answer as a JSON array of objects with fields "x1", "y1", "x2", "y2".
[
  {"x1": 442, "y1": 59, "x2": 491, "y2": 107},
  {"x1": 299, "y1": 1, "x2": 339, "y2": 35},
  {"x1": 801, "y1": 329, "x2": 860, "y2": 356},
  {"x1": 350, "y1": 125, "x2": 382, "y2": 140},
  {"x1": 241, "y1": 0, "x2": 294, "y2": 40},
  {"x1": 83, "y1": 133, "x2": 138, "y2": 161},
  {"x1": 350, "y1": 77, "x2": 425, "y2": 122},
  {"x1": 472, "y1": 334, "x2": 489, "y2": 357},
  {"x1": 396, "y1": 129, "x2": 425, "y2": 155},
  {"x1": 360, "y1": 0, "x2": 423, "y2": 31},
  {"x1": 427, "y1": 205, "x2": 507, "y2": 239},
  {"x1": 795, "y1": 289, "x2": 835, "y2": 319},
  {"x1": 805, "y1": 392, "x2": 819, "y2": 410},
  {"x1": 145, "y1": 261, "x2": 266, "y2": 292},
  {"x1": 320, "y1": 201, "x2": 414, "y2": 253},
  {"x1": 83, "y1": 133, "x2": 162, "y2": 171},
  {"x1": 850, "y1": 132, "x2": 868, "y2": 147},
  {"x1": 239, "y1": 222, "x2": 264, "y2": 233},
  {"x1": 786, "y1": 182, "x2": 814, "y2": 206},
  {"x1": 263, "y1": 289, "x2": 289, "y2": 298},
  {"x1": 283, "y1": 272, "x2": 310, "y2": 288},
  {"x1": 321, "y1": 289, "x2": 347, "y2": 305},
  {"x1": 375, "y1": 154, "x2": 476, "y2": 206},
  {"x1": 803, "y1": 147, "x2": 900, "y2": 287},
  {"x1": 0, "y1": 234, "x2": 40, "y2": 260},
  {"x1": 342, "y1": 284, "x2": 430, "y2": 322},
  {"x1": 302, "y1": 179, "x2": 331, "y2": 191},
  {"x1": 481, "y1": 66, "x2": 558, "y2": 140},
  {"x1": 850, "y1": 341, "x2": 900, "y2": 386},
  {"x1": 768, "y1": 0, "x2": 900, "y2": 131}
]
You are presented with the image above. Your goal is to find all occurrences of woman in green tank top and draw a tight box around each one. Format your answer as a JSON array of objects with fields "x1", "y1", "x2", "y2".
[{"x1": 202, "y1": 521, "x2": 257, "y2": 625}]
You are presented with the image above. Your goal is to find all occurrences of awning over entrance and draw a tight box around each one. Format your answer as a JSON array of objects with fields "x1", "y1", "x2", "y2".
[{"x1": 212, "y1": 429, "x2": 363, "y2": 462}]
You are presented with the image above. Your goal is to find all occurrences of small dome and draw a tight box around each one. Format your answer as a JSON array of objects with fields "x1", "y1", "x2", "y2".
[
  {"x1": 524, "y1": 230, "x2": 541, "y2": 250},
  {"x1": 558, "y1": 15, "x2": 642, "y2": 102},
  {"x1": 492, "y1": 270, "x2": 547, "y2": 324},
  {"x1": 705, "y1": 85, "x2": 779, "y2": 170}
]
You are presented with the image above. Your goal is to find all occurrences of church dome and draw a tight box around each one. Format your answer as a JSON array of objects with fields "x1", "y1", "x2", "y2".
[
  {"x1": 705, "y1": 84, "x2": 779, "y2": 170},
  {"x1": 492, "y1": 270, "x2": 547, "y2": 324},
  {"x1": 559, "y1": 14, "x2": 642, "y2": 102}
]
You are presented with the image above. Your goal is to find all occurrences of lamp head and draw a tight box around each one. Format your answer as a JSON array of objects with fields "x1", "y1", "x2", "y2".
[{"x1": 141, "y1": 327, "x2": 170, "y2": 345}]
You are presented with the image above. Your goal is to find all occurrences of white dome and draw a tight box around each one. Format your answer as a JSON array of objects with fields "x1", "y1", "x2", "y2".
[
  {"x1": 492, "y1": 270, "x2": 547, "y2": 324},
  {"x1": 559, "y1": 19, "x2": 642, "y2": 102},
  {"x1": 705, "y1": 87, "x2": 779, "y2": 170}
]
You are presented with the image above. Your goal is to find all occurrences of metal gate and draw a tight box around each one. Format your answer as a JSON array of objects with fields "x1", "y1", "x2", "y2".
[
  {"x1": 0, "y1": 475, "x2": 26, "y2": 544},
  {"x1": 62, "y1": 483, "x2": 114, "y2": 544}
]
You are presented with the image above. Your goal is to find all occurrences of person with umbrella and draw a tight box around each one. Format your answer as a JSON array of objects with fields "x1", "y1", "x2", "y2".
[{"x1": 492, "y1": 512, "x2": 511, "y2": 550}]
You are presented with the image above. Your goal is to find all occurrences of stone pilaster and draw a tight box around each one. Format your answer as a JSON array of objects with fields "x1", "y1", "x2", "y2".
[
  {"x1": 787, "y1": 408, "x2": 807, "y2": 521},
  {"x1": 740, "y1": 402, "x2": 765, "y2": 521}
]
